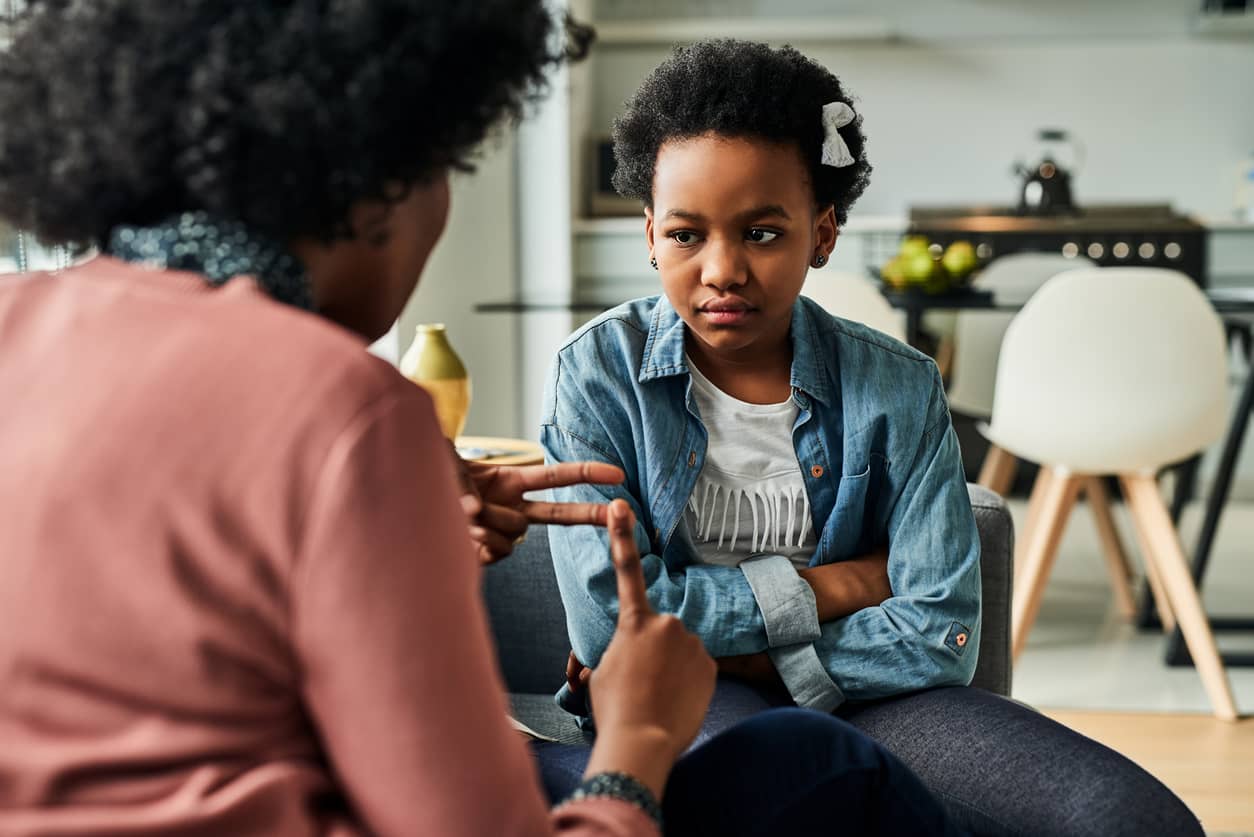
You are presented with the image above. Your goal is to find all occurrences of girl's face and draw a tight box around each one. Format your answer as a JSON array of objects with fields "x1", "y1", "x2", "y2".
[{"x1": 646, "y1": 133, "x2": 836, "y2": 367}]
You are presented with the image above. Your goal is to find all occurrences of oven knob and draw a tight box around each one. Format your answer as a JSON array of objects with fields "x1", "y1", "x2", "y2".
[
  {"x1": 1164, "y1": 242, "x2": 1182, "y2": 259},
  {"x1": 976, "y1": 243, "x2": 993, "y2": 260},
  {"x1": 1113, "y1": 242, "x2": 1130, "y2": 259},
  {"x1": 1138, "y1": 242, "x2": 1156, "y2": 260},
  {"x1": 1087, "y1": 242, "x2": 1105, "y2": 259},
  {"x1": 1062, "y1": 242, "x2": 1080, "y2": 258}
]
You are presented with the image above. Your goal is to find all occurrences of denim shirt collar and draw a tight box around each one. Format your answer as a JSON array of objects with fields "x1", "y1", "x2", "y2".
[{"x1": 637, "y1": 295, "x2": 833, "y2": 406}]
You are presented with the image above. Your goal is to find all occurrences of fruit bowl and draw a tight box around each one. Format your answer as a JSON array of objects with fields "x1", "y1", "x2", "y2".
[
  {"x1": 869, "y1": 267, "x2": 991, "y2": 301},
  {"x1": 876, "y1": 236, "x2": 981, "y2": 295}
]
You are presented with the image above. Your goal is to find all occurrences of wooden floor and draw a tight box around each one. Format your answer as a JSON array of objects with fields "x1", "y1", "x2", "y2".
[{"x1": 1045, "y1": 710, "x2": 1254, "y2": 834}]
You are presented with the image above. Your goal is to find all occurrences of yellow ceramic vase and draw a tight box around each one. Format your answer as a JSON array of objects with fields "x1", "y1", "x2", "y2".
[{"x1": 400, "y1": 323, "x2": 472, "y2": 440}]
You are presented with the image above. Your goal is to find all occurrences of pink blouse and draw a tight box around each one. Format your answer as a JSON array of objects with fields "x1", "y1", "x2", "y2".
[{"x1": 0, "y1": 258, "x2": 654, "y2": 836}]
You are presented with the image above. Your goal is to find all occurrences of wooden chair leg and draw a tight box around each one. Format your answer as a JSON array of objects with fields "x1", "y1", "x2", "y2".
[
  {"x1": 979, "y1": 444, "x2": 1018, "y2": 498},
  {"x1": 1016, "y1": 466, "x2": 1054, "y2": 583},
  {"x1": 1081, "y1": 476, "x2": 1137, "y2": 620},
  {"x1": 1012, "y1": 468, "x2": 1081, "y2": 662},
  {"x1": 1123, "y1": 478, "x2": 1177, "y2": 634},
  {"x1": 1120, "y1": 473, "x2": 1239, "y2": 722}
]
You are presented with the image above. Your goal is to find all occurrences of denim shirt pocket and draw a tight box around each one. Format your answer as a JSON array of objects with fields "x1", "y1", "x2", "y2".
[{"x1": 817, "y1": 452, "x2": 887, "y2": 559}]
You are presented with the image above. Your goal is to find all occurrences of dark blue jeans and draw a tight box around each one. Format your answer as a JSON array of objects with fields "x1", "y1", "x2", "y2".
[
  {"x1": 533, "y1": 681, "x2": 969, "y2": 836},
  {"x1": 537, "y1": 679, "x2": 1204, "y2": 837},
  {"x1": 836, "y1": 686, "x2": 1203, "y2": 837}
]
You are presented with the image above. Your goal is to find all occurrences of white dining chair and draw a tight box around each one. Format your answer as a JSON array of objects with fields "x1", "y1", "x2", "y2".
[
  {"x1": 949, "y1": 253, "x2": 1095, "y2": 420},
  {"x1": 804, "y1": 270, "x2": 907, "y2": 343},
  {"x1": 950, "y1": 254, "x2": 1138, "y2": 620},
  {"x1": 984, "y1": 267, "x2": 1238, "y2": 720}
]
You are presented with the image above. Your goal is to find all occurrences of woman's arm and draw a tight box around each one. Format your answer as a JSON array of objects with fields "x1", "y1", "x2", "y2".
[{"x1": 290, "y1": 387, "x2": 671, "y2": 836}]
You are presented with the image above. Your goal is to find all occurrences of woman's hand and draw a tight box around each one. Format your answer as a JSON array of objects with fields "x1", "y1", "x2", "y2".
[
  {"x1": 583, "y1": 499, "x2": 716, "y2": 800},
  {"x1": 452, "y1": 447, "x2": 624, "y2": 564}
]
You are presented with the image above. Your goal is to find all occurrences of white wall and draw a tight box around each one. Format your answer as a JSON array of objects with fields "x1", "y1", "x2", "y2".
[
  {"x1": 590, "y1": 8, "x2": 1254, "y2": 220},
  {"x1": 397, "y1": 140, "x2": 520, "y2": 437},
  {"x1": 514, "y1": 49, "x2": 583, "y2": 442}
]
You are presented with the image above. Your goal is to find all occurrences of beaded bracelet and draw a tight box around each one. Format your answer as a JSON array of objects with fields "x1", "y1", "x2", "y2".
[{"x1": 559, "y1": 771, "x2": 663, "y2": 829}]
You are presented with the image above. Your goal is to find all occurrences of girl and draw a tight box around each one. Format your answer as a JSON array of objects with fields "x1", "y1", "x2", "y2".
[{"x1": 543, "y1": 38, "x2": 1203, "y2": 837}]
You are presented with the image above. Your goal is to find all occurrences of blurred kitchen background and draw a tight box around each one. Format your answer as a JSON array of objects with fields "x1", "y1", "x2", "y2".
[
  {"x1": 394, "y1": 0, "x2": 1254, "y2": 457},
  {"x1": 7, "y1": 0, "x2": 1249, "y2": 453}
]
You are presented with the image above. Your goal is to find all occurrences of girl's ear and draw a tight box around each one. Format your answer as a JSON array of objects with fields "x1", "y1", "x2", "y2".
[
  {"x1": 644, "y1": 207, "x2": 655, "y2": 257},
  {"x1": 814, "y1": 203, "x2": 838, "y2": 259}
]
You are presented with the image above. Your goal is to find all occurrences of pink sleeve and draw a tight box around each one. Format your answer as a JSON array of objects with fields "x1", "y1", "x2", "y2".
[{"x1": 291, "y1": 386, "x2": 657, "y2": 837}]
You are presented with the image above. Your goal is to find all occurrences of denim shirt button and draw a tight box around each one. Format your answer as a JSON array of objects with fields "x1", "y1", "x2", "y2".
[
  {"x1": 945, "y1": 621, "x2": 973, "y2": 655},
  {"x1": 810, "y1": 464, "x2": 824, "y2": 478},
  {"x1": 687, "y1": 451, "x2": 696, "y2": 467}
]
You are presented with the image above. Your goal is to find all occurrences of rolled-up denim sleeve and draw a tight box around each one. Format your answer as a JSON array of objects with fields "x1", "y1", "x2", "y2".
[
  {"x1": 768, "y1": 642, "x2": 845, "y2": 711},
  {"x1": 739, "y1": 555, "x2": 822, "y2": 647},
  {"x1": 809, "y1": 369, "x2": 982, "y2": 705}
]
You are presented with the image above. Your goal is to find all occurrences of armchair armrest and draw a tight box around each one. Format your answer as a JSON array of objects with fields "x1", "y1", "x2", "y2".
[{"x1": 967, "y1": 483, "x2": 1013, "y2": 696}]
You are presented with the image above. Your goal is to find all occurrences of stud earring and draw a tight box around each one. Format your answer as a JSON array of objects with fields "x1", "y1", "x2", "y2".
[
  {"x1": 813, "y1": 253, "x2": 827, "y2": 268},
  {"x1": 650, "y1": 256, "x2": 658, "y2": 269}
]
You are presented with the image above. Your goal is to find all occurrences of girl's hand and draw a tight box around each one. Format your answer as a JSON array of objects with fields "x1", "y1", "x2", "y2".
[
  {"x1": 565, "y1": 650, "x2": 592, "y2": 695},
  {"x1": 716, "y1": 652, "x2": 784, "y2": 690}
]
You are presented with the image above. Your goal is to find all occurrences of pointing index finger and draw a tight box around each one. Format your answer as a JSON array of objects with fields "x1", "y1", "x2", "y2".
[{"x1": 609, "y1": 499, "x2": 651, "y2": 623}]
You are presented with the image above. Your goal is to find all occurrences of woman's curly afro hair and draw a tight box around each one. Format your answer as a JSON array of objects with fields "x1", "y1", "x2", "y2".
[
  {"x1": 611, "y1": 39, "x2": 871, "y2": 227},
  {"x1": 0, "y1": 1, "x2": 589, "y2": 246}
]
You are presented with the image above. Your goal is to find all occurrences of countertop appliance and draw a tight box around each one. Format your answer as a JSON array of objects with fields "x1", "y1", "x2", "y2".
[
  {"x1": 907, "y1": 203, "x2": 1209, "y2": 286},
  {"x1": 1014, "y1": 129, "x2": 1080, "y2": 215}
]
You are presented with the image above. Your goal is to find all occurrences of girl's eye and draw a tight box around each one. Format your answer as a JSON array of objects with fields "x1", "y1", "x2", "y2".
[
  {"x1": 747, "y1": 228, "x2": 779, "y2": 244},
  {"x1": 669, "y1": 230, "x2": 700, "y2": 246}
]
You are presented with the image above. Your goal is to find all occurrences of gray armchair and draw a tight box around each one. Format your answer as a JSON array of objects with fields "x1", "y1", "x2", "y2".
[{"x1": 483, "y1": 484, "x2": 1013, "y2": 742}]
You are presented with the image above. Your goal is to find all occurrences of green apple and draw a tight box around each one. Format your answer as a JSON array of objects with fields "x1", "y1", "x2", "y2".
[
  {"x1": 924, "y1": 259, "x2": 951, "y2": 294},
  {"x1": 899, "y1": 235, "x2": 931, "y2": 258},
  {"x1": 942, "y1": 240, "x2": 978, "y2": 283},
  {"x1": 902, "y1": 250, "x2": 936, "y2": 285}
]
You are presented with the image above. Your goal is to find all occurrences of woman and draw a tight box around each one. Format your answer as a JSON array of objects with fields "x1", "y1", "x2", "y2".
[
  {"x1": 0, "y1": 4, "x2": 965, "y2": 836},
  {"x1": 0, "y1": 4, "x2": 711, "y2": 835}
]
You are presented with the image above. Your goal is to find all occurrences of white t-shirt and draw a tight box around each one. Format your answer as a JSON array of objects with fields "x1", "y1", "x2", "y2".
[{"x1": 679, "y1": 358, "x2": 817, "y2": 570}]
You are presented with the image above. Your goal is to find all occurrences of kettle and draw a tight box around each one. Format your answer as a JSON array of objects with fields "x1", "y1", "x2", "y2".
[{"x1": 1014, "y1": 129, "x2": 1081, "y2": 215}]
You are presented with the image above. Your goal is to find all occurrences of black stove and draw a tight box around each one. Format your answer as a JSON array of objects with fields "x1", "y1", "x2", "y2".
[{"x1": 908, "y1": 203, "x2": 1208, "y2": 286}]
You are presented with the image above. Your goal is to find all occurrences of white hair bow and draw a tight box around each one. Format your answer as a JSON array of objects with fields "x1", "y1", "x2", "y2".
[{"x1": 820, "y1": 101, "x2": 856, "y2": 168}]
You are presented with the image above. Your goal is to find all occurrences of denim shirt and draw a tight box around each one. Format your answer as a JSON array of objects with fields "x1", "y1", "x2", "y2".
[{"x1": 541, "y1": 295, "x2": 981, "y2": 711}]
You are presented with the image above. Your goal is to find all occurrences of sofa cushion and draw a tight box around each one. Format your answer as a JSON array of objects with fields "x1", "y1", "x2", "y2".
[{"x1": 482, "y1": 524, "x2": 571, "y2": 695}]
